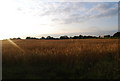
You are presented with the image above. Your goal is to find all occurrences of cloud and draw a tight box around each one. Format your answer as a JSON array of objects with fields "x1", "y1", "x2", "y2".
[
  {"x1": 50, "y1": 2, "x2": 118, "y2": 24},
  {"x1": 92, "y1": 7, "x2": 118, "y2": 18},
  {"x1": 39, "y1": 2, "x2": 86, "y2": 16},
  {"x1": 16, "y1": 1, "x2": 118, "y2": 24},
  {"x1": 87, "y1": 3, "x2": 118, "y2": 18}
]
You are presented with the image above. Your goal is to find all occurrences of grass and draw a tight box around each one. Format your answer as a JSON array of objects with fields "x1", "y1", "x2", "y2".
[{"x1": 2, "y1": 39, "x2": 120, "y2": 79}]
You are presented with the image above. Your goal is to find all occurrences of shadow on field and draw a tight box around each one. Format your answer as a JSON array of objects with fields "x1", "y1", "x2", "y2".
[{"x1": 2, "y1": 39, "x2": 120, "y2": 79}]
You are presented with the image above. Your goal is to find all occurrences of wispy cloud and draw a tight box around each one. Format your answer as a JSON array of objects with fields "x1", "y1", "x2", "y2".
[
  {"x1": 0, "y1": 0, "x2": 118, "y2": 39},
  {"x1": 16, "y1": 1, "x2": 118, "y2": 24},
  {"x1": 87, "y1": 3, "x2": 118, "y2": 18},
  {"x1": 48, "y1": 2, "x2": 118, "y2": 24}
]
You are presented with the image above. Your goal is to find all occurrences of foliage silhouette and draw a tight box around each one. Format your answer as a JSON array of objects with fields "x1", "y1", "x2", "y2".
[
  {"x1": 113, "y1": 32, "x2": 120, "y2": 38},
  {"x1": 8, "y1": 32, "x2": 120, "y2": 40}
]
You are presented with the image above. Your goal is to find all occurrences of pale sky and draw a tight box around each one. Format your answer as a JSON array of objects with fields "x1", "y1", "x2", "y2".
[{"x1": 0, "y1": 0, "x2": 119, "y2": 39}]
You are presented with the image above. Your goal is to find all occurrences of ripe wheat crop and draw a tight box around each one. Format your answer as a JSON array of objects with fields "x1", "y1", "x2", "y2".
[{"x1": 2, "y1": 39, "x2": 120, "y2": 79}]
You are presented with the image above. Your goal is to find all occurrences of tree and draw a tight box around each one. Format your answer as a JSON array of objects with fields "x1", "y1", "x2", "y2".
[
  {"x1": 17, "y1": 37, "x2": 21, "y2": 39},
  {"x1": 26, "y1": 37, "x2": 31, "y2": 39},
  {"x1": 104, "y1": 35, "x2": 111, "y2": 38},
  {"x1": 60, "y1": 35, "x2": 69, "y2": 39},
  {"x1": 41, "y1": 37, "x2": 45, "y2": 39},
  {"x1": 46, "y1": 36, "x2": 54, "y2": 39},
  {"x1": 113, "y1": 32, "x2": 120, "y2": 38},
  {"x1": 10, "y1": 37, "x2": 21, "y2": 40},
  {"x1": 26, "y1": 37, "x2": 37, "y2": 39},
  {"x1": 79, "y1": 35, "x2": 83, "y2": 39},
  {"x1": 72, "y1": 36, "x2": 79, "y2": 39}
]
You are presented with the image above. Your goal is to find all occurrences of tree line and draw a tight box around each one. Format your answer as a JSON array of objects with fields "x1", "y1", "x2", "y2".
[{"x1": 10, "y1": 32, "x2": 120, "y2": 40}]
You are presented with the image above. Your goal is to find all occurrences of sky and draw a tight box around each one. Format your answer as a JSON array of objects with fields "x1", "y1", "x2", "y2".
[{"x1": 0, "y1": 0, "x2": 119, "y2": 39}]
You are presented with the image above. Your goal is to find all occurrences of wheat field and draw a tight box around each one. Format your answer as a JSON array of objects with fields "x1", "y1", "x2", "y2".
[{"x1": 2, "y1": 39, "x2": 120, "y2": 79}]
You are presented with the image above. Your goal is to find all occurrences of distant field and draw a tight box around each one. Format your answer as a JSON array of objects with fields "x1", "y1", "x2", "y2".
[{"x1": 2, "y1": 39, "x2": 120, "y2": 79}]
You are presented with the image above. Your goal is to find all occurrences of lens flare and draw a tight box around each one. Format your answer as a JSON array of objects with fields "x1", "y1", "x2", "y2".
[{"x1": 7, "y1": 39, "x2": 24, "y2": 53}]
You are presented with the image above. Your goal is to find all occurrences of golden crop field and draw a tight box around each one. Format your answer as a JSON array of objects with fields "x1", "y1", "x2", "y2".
[{"x1": 2, "y1": 39, "x2": 120, "y2": 79}]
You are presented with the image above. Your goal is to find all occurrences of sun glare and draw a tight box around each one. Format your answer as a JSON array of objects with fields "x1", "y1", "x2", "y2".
[
  {"x1": 7, "y1": 39, "x2": 24, "y2": 53},
  {"x1": 0, "y1": 0, "x2": 57, "y2": 40}
]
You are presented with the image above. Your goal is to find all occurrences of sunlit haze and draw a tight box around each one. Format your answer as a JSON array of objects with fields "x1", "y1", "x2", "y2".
[{"x1": 0, "y1": 0, "x2": 118, "y2": 40}]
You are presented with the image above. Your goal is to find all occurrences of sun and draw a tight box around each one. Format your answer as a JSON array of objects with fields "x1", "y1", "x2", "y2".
[
  {"x1": 0, "y1": 9, "x2": 56, "y2": 40},
  {"x1": 0, "y1": 0, "x2": 58, "y2": 40}
]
